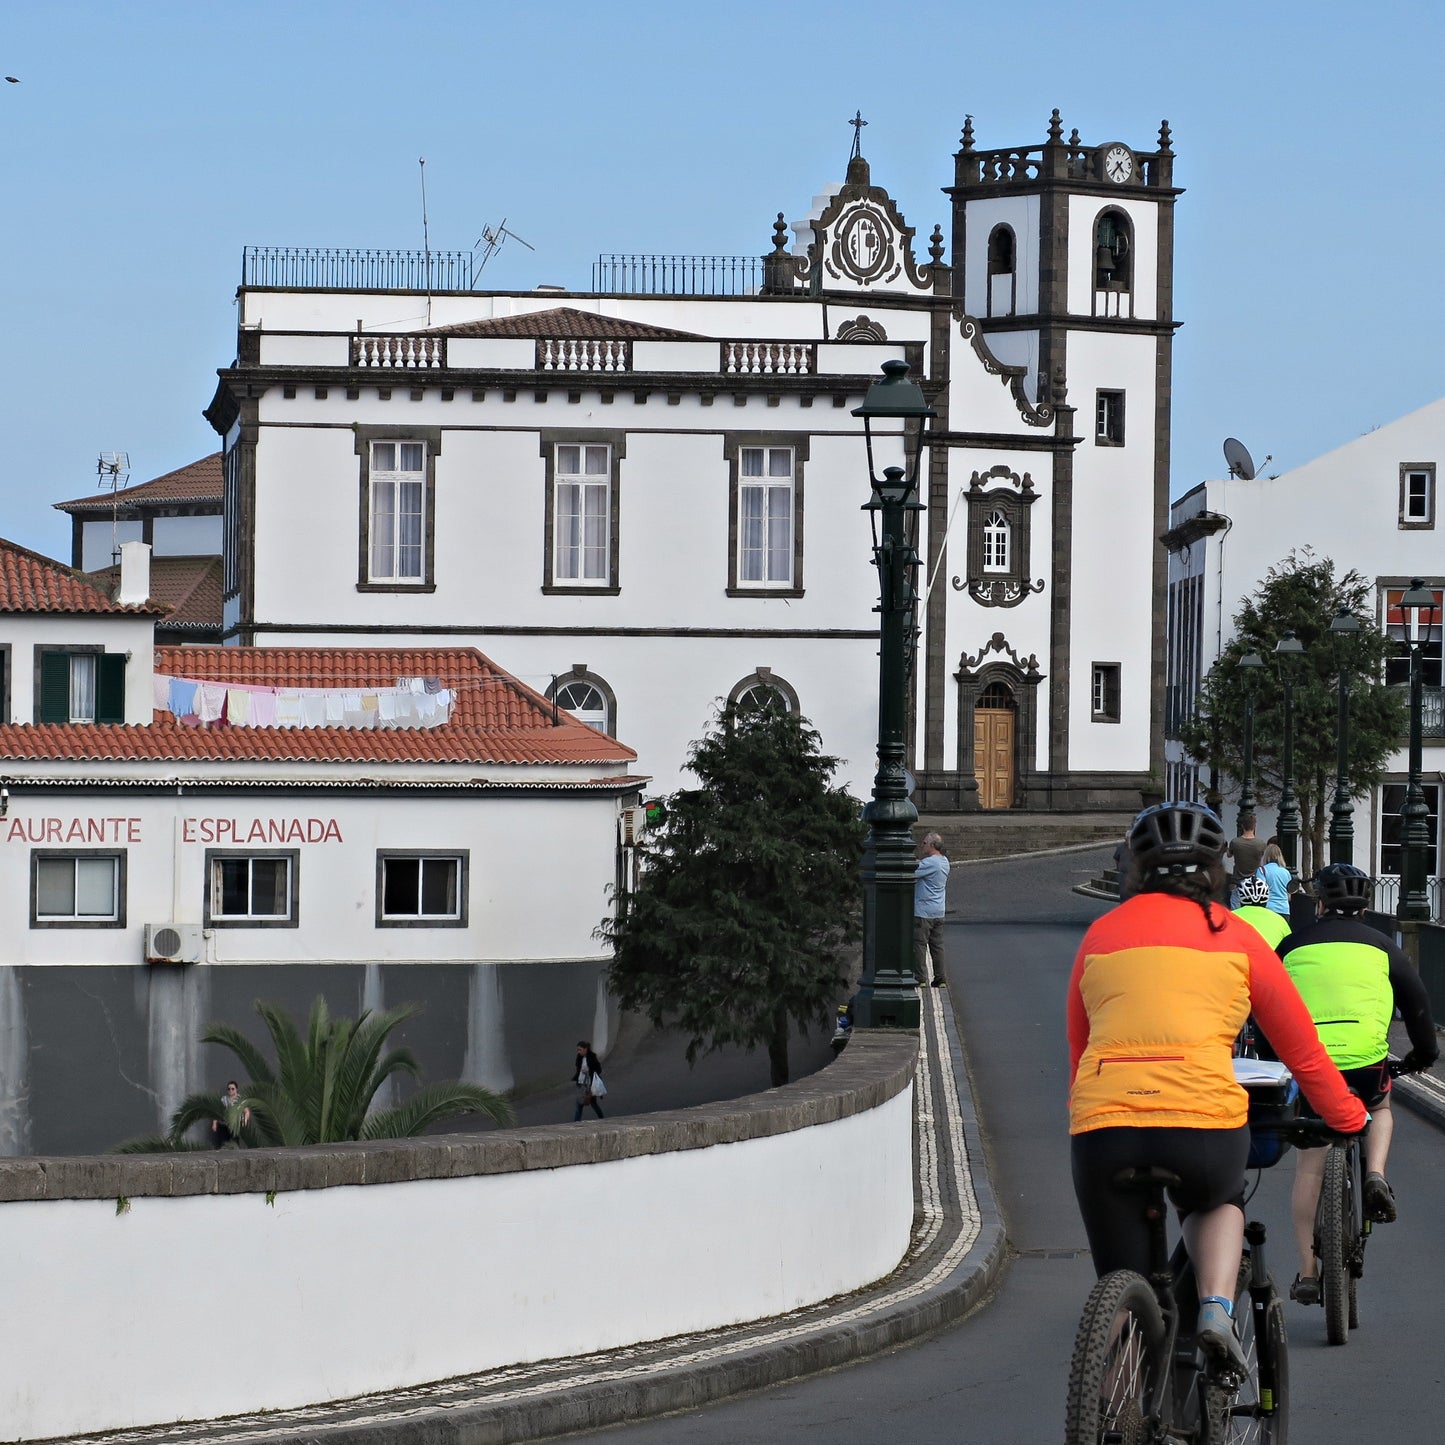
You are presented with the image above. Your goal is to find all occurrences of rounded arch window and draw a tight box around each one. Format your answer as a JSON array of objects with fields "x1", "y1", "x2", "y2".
[
  {"x1": 547, "y1": 669, "x2": 616, "y2": 735},
  {"x1": 728, "y1": 669, "x2": 799, "y2": 717},
  {"x1": 1094, "y1": 210, "x2": 1132, "y2": 290},
  {"x1": 978, "y1": 679, "x2": 1016, "y2": 710},
  {"x1": 987, "y1": 225, "x2": 1016, "y2": 276}
]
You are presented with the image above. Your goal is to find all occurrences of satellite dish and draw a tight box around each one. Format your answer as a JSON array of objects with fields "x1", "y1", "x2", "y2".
[{"x1": 1223, "y1": 437, "x2": 1256, "y2": 480}]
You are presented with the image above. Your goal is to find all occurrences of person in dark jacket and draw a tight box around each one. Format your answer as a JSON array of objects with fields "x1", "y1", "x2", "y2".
[{"x1": 572, "y1": 1040, "x2": 605, "y2": 1121}]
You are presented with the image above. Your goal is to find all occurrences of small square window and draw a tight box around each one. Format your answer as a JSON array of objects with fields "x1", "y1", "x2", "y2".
[
  {"x1": 1092, "y1": 663, "x2": 1121, "y2": 723},
  {"x1": 1400, "y1": 464, "x2": 1435, "y2": 529},
  {"x1": 206, "y1": 851, "x2": 299, "y2": 927},
  {"x1": 31, "y1": 852, "x2": 125, "y2": 927},
  {"x1": 376, "y1": 851, "x2": 468, "y2": 927},
  {"x1": 1096, "y1": 391, "x2": 1125, "y2": 446}
]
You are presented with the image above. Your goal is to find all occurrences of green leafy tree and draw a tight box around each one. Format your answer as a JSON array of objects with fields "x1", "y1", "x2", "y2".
[
  {"x1": 600, "y1": 702, "x2": 865, "y2": 1088},
  {"x1": 1179, "y1": 552, "x2": 1406, "y2": 878},
  {"x1": 116, "y1": 996, "x2": 512, "y2": 1151}
]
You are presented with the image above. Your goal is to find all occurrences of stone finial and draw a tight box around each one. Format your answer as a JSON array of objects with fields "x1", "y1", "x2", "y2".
[
  {"x1": 771, "y1": 213, "x2": 789, "y2": 254},
  {"x1": 1047, "y1": 108, "x2": 1063, "y2": 143},
  {"x1": 1051, "y1": 361, "x2": 1068, "y2": 404},
  {"x1": 960, "y1": 114, "x2": 975, "y2": 151},
  {"x1": 1068, "y1": 128, "x2": 1080, "y2": 147},
  {"x1": 929, "y1": 225, "x2": 945, "y2": 262},
  {"x1": 1158, "y1": 119, "x2": 1173, "y2": 154}
]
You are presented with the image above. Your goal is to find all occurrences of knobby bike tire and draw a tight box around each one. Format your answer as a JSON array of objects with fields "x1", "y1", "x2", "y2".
[
  {"x1": 1348, "y1": 1272, "x2": 1361, "y2": 1332},
  {"x1": 1064, "y1": 1270, "x2": 1168, "y2": 1445},
  {"x1": 1319, "y1": 1146, "x2": 1350, "y2": 1345}
]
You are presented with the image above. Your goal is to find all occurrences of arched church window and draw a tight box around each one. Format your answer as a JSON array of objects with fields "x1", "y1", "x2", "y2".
[
  {"x1": 982, "y1": 510, "x2": 1011, "y2": 572},
  {"x1": 987, "y1": 226, "x2": 1015, "y2": 276},
  {"x1": 979, "y1": 680, "x2": 1016, "y2": 709},
  {"x1": 727, "y1": 668, "x2": 799, "y2": 718},
  {"x1": 1094, "y1": 211, "x2": 1132, "y2": 290},
  {"x1": 547, "y1": 668, "x2": 617, "y2": 735}
]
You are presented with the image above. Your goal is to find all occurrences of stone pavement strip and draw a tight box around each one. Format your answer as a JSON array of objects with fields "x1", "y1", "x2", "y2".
[{"x1": 68, "y1": 990, "x2": 1005, "y2": 1445}]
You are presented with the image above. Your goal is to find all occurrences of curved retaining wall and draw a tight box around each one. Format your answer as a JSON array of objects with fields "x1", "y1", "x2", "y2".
[{"x1": 0, "y1": 1032, "x2": 917, "y2": 1443}]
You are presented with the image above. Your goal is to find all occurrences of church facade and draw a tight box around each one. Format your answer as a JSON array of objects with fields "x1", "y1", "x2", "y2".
[{"x1": 209, "y1": 112, "x2": 1179, "y2": 809}]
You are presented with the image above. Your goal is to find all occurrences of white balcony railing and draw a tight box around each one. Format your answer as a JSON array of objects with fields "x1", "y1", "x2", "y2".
[
  {"x1": 350, "y1": 334, "x2": 447, "y2": 369},
  {"x1": 721, "y1": 341, "x2": 816, "y2": 376},
  {"x1": 536, "y1": 339, "x2": 633, "y2": 372}
]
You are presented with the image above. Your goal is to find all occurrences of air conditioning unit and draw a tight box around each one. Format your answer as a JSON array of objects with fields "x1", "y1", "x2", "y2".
[
  {"x1": 621, "y1": 806, "x2": 647, "y2": 847},
  {"x1": 144, "y1": 923, "x2": 203, "y2": 965}
]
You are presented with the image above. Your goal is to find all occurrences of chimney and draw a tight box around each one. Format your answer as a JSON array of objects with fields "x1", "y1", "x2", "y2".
[{"x1": 116, "y1": 540, "x2": 151, "y2": 607}]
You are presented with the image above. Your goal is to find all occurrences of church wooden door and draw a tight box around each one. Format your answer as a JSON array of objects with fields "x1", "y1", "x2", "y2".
[{"x1": 973, "y1": 684, "x2": 1016, "y2": 810}]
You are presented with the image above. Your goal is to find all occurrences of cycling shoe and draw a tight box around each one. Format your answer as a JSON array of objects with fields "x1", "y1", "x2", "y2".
[
  {"x1": 1363, "y1": 1172, "x2": 1397, "y2": 1223},
  {"x1": 1289, "y1": 1273, "x2": 1321, "y2": 1306},
  {"x1": 1197, "y1": 1298, "x2": 1249, "y2": 1377}
]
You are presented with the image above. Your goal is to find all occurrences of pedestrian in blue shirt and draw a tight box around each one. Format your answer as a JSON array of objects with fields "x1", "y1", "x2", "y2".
[{"x1": 913, "y1": 832, "x2": 951, "y2": 987}]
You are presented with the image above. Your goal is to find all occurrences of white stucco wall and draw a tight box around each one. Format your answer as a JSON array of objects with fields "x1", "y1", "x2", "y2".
[
  {"x1": 79, "y1": 518, "x2": 144, "y2": 571},
  {"x1": 2, "y1": 613, "x2": 156, "y2": 725},
  {"x1": 151, "y1": 514, "x2": 223, "y2": 558},
  {"x1": 0, "y1": 1081, "x2": 914, "y2": 1441},
  {"x1": 959, "y1": 194, "x2": 1041, "y2": 317}
]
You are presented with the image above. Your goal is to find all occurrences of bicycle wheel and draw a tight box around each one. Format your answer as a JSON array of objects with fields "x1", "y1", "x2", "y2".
[
  {"x1": 1346, "y1": 1166, "x2": 1364, "y2": 1331},
  {"x1": 1065, "y1": 1270, "x2": 1168, "y2": 1445},
  {"x1": 1209, "y1": 1286, "x2": 1289, "y2": 1444},
  {"x1": 1318, "y1": 1146, "x2": 1350, "y2": 1345}
]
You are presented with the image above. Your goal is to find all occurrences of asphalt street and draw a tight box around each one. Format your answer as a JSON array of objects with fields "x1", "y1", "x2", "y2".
[{"x1": 566, "y1": 845, "x2": 1445, "y2": 1443}]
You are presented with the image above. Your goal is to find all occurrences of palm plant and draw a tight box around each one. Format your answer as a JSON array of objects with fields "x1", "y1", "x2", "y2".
[{"x1": 116, "y1": 996, "x2": 511, "y2": 1151}]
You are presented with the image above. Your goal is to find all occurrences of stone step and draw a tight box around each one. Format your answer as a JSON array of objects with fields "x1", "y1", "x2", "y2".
[{"x1": 913, "y1": 815, "x2": 1129, "y2": 864}]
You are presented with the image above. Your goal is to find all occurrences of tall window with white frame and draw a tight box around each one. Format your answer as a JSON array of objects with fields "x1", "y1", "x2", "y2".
[
  {"x1": 369, "y1": 441, "x2": 426, "y2": 583},
  {"x1": 1400, "y1": 464, "x2": 1436, "y2": 529},
  {"x1": 982, "y1": 509, "x2": 1011, "y2": 572},
  {"x1": 1091, "y1": 662, "x2": 1121, "y2": 723},
  {"x1": 555, "y1": 443, "x2": 611, "y2": 585},
  {"x1": 1095, "y1": 391, "x2": 1125, "y2": 446},
  {"x1": 738, "y1": 446, "x2": 794, "y2": 587}
]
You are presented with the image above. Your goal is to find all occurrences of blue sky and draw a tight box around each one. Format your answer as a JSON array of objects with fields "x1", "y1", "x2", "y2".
[{"x1": 2, "y1": 1, "x2": 1440, "y2": 558}]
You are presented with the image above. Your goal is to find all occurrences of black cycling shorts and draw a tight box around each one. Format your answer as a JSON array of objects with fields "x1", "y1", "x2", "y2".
[
  {"x1": 1300, "y1": 1058, "x2": 1391, "y2": 1114},
  {"x1": 1071, "y1": 1124, "x2": 1251, "y2": 1279}
]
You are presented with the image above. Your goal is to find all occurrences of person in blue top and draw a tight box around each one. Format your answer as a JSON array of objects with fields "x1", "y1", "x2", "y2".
[
  {"x1": 1260, "y1": 842, "x2": 1292, "y2": 917},
  {"x1": 913, "y1": 832, "x2": 950, "y2": 987}
]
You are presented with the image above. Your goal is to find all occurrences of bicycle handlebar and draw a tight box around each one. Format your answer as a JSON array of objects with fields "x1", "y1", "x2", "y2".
[{"x1": 1257, "y1": 1116, "x2": 1363, "y2": 1150}]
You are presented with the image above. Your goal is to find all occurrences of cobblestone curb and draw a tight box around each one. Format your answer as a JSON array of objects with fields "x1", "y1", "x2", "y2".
[{"x1": 72, "y1": 993, "x2": 1004, "y2": 1445}]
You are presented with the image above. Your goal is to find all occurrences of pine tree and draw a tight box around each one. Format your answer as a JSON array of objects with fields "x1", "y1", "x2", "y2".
[
  {"x1": 600, "y1": 702, "x2": 865, "y2": 1087},
  {"x1": 1179, "y1": 552, "x2": 1406, "y2": 878}
]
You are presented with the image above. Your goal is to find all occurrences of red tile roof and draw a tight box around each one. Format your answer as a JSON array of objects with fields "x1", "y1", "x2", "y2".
[
  {"x1": 0, "y1": 647, "x2": 636, "y2": 768},
  {"x1": 55, "y1": 455, "x2": 223, "y2": 513},
  {"x1": 88, "y1": 557, "x2": 222, "y2": 627},
  {"x1": 0, "y1": 538, "x2": 168, "y2": 616},
  {"x1": 428, "y1": 306, "x2": 703, "y2": 341}
]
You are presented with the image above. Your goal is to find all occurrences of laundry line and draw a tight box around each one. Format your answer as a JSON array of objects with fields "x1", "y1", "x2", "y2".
[{"x1": 152, "y1": 673, "x2": 454, "y2": 731}]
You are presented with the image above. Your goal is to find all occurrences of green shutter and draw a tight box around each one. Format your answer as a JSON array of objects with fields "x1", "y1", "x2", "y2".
[
  {"x1": 96, "y1": 654, "x2": 125, "y2": 724},
  {"x1": 39, "y1": 653, "x2": 70, "y2": 723}
]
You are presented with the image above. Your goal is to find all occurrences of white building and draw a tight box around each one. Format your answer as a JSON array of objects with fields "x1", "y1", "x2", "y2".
[
  {"x1": 0, "y1": 540, "x2": 643, "y2": 1154},
  {"x1": 1165, "y1": 400, "x2": 1443, "y2": 908},
  {"x1": 208, "y1": 112, "x2": 1180, "y2": 810}
]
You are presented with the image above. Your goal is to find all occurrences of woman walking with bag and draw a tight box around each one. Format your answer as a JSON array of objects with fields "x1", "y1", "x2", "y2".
[{"x1": 573, "y1": 1040, "x2": 606, "y2": 1121}]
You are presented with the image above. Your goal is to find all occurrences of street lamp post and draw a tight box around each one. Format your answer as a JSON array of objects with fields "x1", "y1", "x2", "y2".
[
  {"x1": 851, "y1": 360, "x2": 934, "y2": 1028},
  {"x1": 1329, "y1": 607, "x2": 1361, "y2": 866},
  {"x1": 1236, "y1": 651, "x2": 1265, "y2": 833},
  {"x1": 1397, "y1": 579, "x2": 1439, "y2": 922},
  {"x1": 1274, "y1": 631, "x2": 1305, "y2": 876}
]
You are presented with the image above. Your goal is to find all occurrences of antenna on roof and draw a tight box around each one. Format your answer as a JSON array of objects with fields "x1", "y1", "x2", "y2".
[
  {"x1": 1222, "y1": 437, "x2": 1272, "y2": 481},
  {"x1": 474, "y1": 218, "x2": 535, "y2": 275},
  {"x1": 97, "y1": 452, "x2": 130, "y2": 568},
  {"x1": 419, "y1": 157, "x2": 432, "y2": 327}
]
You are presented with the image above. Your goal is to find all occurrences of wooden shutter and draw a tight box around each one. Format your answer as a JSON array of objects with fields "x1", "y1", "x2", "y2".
[
  {"x1": 96, "y1": 654, "x2": 126, "y2": 724},
  {"x1": 39, "y1": 652, "x2": 70, "y2": 723}
]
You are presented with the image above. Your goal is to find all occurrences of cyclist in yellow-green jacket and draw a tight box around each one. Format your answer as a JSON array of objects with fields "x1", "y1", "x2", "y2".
[
  {"x1": 1278, "y1": 863, "x2": 1438, "y2": 1304},
  {"x1": 1233, "y1": 872, "x2": 1290, "y2": 948}
]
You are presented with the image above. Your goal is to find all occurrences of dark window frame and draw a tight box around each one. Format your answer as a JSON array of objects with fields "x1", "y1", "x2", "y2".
[
  {"x1": 33, "y1": 646, "x2": 124, "y2": 724},
  {"x1": 727, "y1": 667, "x2": 800, "y2": 715},
  {"x1": 203, "y1": 849, "x2": 301, "y2": 929},
  {"x1": 546, "y1": 665, "x2": 618, "y2": 737},
  {"x1": 985, "y1": 224, "x2": 1017, "y2": 318},
  {"x1": 375, "y1": 849, "x2": 469, "y2": 928},
  {"x1": 1095, "y1": 390, "x2": 1126, "y2": 447},
  {"x1": 354, "y1": 426, "x2": 442, "y2": 594},
  {"x1": 30, "y1": 848, "x2": 127, "y2": 929},
  {"x1": 1093, "y1": 209, "x2": 1134, "y2": 292},
  {"x1": 724, "y1": 432, "x2": 809, "y2": 597},
  {"x1": 540, "y1": 429, "x2": 626, "y2": 596},
  {"x1": 1399, "y1": 462, "x2": 1436, "y2": 530},
  {"x1": 1091, "y1": 662, "x2": 1122, "y2": 723},
  {"x1": 1379, "y1": 781, "x2": 1441, "y2": 878},
  {"x1": 960, "y1": 468, "x2": 1040, "y2": 607}
]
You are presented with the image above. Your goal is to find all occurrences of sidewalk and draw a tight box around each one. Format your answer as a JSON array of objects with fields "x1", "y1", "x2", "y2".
[{"x1": 69, "y1": 986, "x2": 1004, "y2": 1445}]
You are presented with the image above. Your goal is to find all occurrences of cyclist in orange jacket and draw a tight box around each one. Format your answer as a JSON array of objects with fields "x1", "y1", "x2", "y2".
[{"x1": 1068, "y1": 803, "x2": 1367, "y2": 1371}]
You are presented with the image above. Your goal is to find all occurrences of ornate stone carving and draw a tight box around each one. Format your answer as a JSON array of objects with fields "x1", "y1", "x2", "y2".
[
  {"x1": 957, "y1": 576, "x2": 1046, "y2": 607},
  {"x1": 958, "y1": 318, "x2": 1054, "y2": 428},
  {"x1": 958, "y1": 632, "x2": 1042, "y2": 678},
  {"x1": 835, "y1": 313, "x2": 888, "y2": 342}
]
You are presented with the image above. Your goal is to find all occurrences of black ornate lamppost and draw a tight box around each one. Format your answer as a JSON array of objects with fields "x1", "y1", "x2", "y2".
[
  {"x1": 1274, "y1": 631, "x2": 1305, "y2": 876},
  {"x1": 1328, "y1": 606, "x2": 1361, "y2": 866},
  {"x1": 1397, "y1": 579, "x2": 1439, "y2": 922},
  {"x1": 1236, "y1": 650, "x2": 1265, "y2": 833},
  {"x1": 851, "y1": 360, "x2": 934, "y2": 1028}
]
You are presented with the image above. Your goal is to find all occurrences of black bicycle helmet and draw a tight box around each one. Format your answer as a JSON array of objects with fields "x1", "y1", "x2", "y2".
[
  {"x1": 1128, "y1": 801, "x2": 1228, "y2": 876},
  {"x1": 1236, "y1": 872, "x2": 1270, "y2": 906},
  {"x1": 1312, "y1": 863, "x2": 1372, "y2": 914}
]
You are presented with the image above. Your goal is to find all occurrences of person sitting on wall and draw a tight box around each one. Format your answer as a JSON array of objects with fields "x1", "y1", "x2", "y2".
[{"x1": 211, "y1": 1080, "x2": 250, "y2": 1149}]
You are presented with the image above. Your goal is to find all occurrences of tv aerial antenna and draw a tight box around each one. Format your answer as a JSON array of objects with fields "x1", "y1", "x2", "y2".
[
  {"x1": 473, "y1": 218, "x2": 535, "y2": 277},
  {"x1": 1222, "y1": 437, "x2": 1272, "y2": 481},
  {"x1": 97, "y1": 451, "x2": 130, "y2": 568}
]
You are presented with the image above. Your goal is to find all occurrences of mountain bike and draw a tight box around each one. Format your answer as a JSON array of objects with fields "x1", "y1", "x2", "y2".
[
  {"x1": 1064, "y1": 1076, "x2": 1330, "y2": 1444},
  {"x1": 1310, "y1": 1057, "x2": 1410, "y2": 1345}
]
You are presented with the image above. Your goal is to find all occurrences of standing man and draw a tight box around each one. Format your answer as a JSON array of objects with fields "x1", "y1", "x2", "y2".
[
  {"x1": 1227, "y1": 812, "x2": 1266, "y2": 906},
  {"x1": 913, "y1": 832, "x2": 950, "y2": 988}
]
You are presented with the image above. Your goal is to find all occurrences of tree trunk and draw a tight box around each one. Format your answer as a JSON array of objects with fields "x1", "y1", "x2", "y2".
[{"x1": 767, "y1": 1005, "x2": 790, "y2": 1088}]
